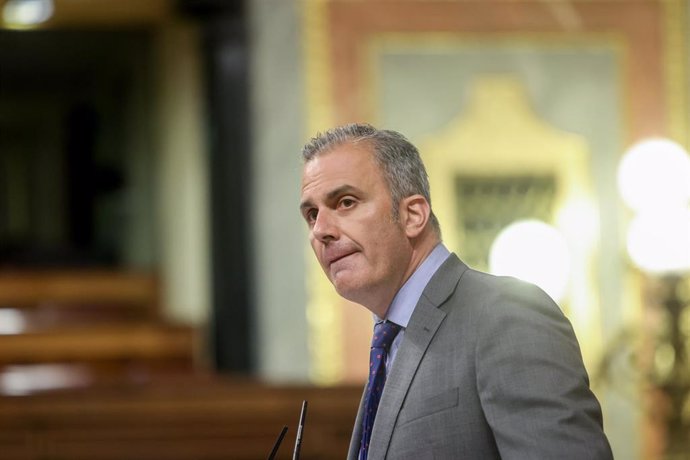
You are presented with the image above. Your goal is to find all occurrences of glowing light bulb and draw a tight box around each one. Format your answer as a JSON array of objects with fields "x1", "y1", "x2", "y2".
[
  {"x1": 2, "y1": 0, "x2": 53, "y2": 28},
  {"x1": 489, "y1": 219, "x2": 571, "y2": 302},
  {"x1": 626, "y1": 206, "x2": 690, "y2": 274},
  {"x1": 617, "y1": 138, "x2": 690, "y2": 211}
]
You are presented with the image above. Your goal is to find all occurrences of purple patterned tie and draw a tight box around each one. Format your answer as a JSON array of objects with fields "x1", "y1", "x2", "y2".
[{"x1": 359, "y1": 320, "x2": 401, "y2": 460}]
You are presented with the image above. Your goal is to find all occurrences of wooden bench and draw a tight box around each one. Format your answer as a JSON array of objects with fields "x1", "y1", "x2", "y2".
[
  {"x1": 0, "y1": 324, "x2": 196, "y2": 364},
  {"x1": 0, "y1": 270, "x2": 160, "y2": 321},
  {"x1": 0, "y1": 271, "x2": 198, "y2": 392},
  {"x1": 0, "y1": 376, "x2": 363, "y2": 460}
]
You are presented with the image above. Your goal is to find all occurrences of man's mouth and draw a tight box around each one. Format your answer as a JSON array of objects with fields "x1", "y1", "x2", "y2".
[{"x1": 326, "y1": 249, "x2": 357, "y2": 267}]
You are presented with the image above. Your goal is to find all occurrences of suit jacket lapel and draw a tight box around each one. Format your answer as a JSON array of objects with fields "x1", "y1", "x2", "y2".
[
  {"x1": 367, "y1": 255, "x2": 466, "y2": 459},
  {"x1": 347, "y1": 386, "x2": 367, "y2": 460}
]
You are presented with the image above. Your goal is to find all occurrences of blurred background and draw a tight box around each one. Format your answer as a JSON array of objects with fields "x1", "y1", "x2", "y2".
[{"x1": 1, "y1": 0, "x2": 689, "y2": 458}]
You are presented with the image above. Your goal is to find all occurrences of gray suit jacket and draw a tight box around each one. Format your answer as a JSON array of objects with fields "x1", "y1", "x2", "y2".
[{"x1": 347, "y1": 254, "x2": 612, "y2": 459}]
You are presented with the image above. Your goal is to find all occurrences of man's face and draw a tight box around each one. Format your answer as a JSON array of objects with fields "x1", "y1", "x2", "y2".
[{"x1": 300, "y1": 142, "x2": 412, "y2": 311}]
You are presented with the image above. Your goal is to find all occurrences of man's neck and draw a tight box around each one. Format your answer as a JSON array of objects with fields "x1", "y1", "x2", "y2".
[{"x1": 367, "y1": 234, "x2": 441, "y2": 318}]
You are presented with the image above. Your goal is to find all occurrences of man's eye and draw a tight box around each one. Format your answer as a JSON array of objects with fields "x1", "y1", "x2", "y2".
[
  {"x1": 305, "y1": 209, "x2": 317, "y2": 223},
  {"x1": 340, "y1": 198, "x2": 355, "y2": 208}
]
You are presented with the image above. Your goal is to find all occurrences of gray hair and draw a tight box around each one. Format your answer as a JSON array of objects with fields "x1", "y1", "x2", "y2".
[{"x1": 301, "y1": 123, "x2": 440, "y2": 235}]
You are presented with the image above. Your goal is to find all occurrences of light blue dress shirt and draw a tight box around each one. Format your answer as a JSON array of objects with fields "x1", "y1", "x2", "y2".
[{"x1": 375, "y1": 243, "x2": 451, "y2": 374}]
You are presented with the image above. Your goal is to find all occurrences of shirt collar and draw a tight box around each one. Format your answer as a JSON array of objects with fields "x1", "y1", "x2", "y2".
[{"x1": 377, "y1": 243, "x2": 451, "y2": 328}]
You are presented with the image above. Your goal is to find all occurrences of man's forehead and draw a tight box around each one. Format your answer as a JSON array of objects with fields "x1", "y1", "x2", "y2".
[
  {"x1": 303, "y1": 148, "x2": 371, "y2": 187},
  {"x1": 300, "y1": 146, "x2": 379, "y2": 202}
]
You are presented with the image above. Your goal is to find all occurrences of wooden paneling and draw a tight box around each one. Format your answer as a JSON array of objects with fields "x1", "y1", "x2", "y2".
[
  {"x1": 0, "y1": 271, "x2": 159, "y2": 313},
  {"x1": 0, "y1": 271, "x2": 197, "y2": 391},
  {"x1": 0, "y1": 0, "x2": 172, "y2": 28},
  {"x1": 0, "y1": 377, "x2": 362, "y2": 460},
  {"x1": 0, "y1": 324, "x2": 196, "y2": 364}
]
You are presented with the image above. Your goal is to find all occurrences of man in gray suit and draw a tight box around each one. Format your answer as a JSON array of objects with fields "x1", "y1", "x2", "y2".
[{"x1": 299, "y1": 123, "x2": 612, "y2": 459}]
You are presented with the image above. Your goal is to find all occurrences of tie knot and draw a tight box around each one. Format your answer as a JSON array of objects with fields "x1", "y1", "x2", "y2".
[{"x1": 371, "y1": 321, "x2": 401, "y2": 350}]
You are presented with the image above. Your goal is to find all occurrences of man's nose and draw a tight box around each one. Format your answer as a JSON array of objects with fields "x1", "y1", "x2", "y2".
[{"x1": 312, "y1": 210, "x2": 338, "y2": 242}]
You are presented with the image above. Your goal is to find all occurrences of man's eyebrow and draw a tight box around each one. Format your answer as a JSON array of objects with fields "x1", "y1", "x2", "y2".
[
  {"x1": 299, "y1": 199, "x2": 313, "y2": 212},
  {"x1": 326, "y1": 184, "x2": 361, "y2": 201}
]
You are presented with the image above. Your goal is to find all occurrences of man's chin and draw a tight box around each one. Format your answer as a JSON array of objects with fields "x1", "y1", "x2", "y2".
[{"x1": 331, "y1": 278, "x2": 360, "y2": 301}]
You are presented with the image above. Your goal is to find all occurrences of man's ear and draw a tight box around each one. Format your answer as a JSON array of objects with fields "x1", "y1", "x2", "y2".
[{"x1": 400, "y1": 195, "x2": 430, "y2": 238}]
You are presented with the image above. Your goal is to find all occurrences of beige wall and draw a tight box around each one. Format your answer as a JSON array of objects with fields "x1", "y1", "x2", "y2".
[
  {"x1": 153, "y1": 20, "x2": 211, "y2": 325},
  {"x1": 249, "y1": 0, "x2": 311, "y2": 382}
]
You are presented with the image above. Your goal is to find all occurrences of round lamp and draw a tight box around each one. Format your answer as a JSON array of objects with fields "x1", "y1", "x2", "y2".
[
  {"x1": 617, "y1": 138, "x2": 690, "y2": 212},
  {"x1": 626, "y1": 207, "x2": 690, "y2": 275},
  {"x1": 489, "y1": 219, "x2": 571, "y2": 302}
]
